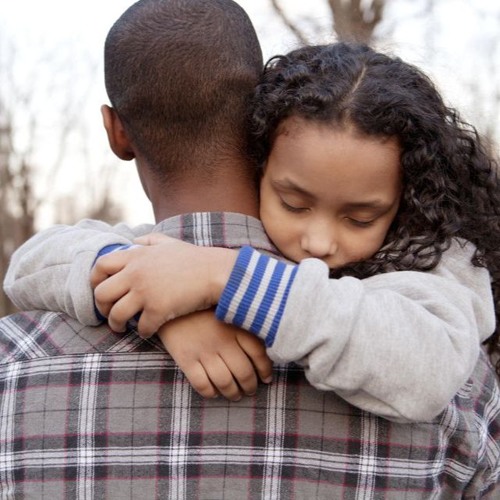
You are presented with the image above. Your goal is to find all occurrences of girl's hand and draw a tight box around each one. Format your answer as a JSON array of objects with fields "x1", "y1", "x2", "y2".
[
  {"x1": 158, "y1": 310, "x2": 273, "y2": 400},
  {"x1": 90, "y1": 234, "x2": 237, "y2": 337}
]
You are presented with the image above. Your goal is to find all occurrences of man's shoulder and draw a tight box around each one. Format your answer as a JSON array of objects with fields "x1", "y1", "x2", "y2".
[
  {"x1": 0, "y1": 310, "x2": 164, "y2": 363},
  {"x1": 459, "y1": 351, "x2": 500, "y2": 496},
  {"x1": 467, "y1": 350, "x2": 500, "y2": 415},
  {"x1": 440, "y1": 351, "x2": 500, "y2": 450}
]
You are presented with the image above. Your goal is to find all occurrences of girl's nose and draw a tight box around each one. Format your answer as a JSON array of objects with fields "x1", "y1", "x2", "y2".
[{"x1": 301, "y1": 224, "x2": 337, "y2": 259}]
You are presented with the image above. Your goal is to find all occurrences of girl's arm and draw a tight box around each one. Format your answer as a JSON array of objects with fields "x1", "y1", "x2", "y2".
[
  {"x1": 3, "y1": 225, "x2": 272, "y2": 400},
  {"x1": 157, "y1": 310, "x2": 273, "y2": 401},
  {"x1": 95, "y1": 236, "x2": 494, "y2": 423},
  {"x1": 7, "y1": 228, "x2": 493, "y2": 422},
  {"x1": 3, "y1": 219, "x2": 151, "y2": 324},
  {"x1": 216, "y1": 239, "x2": 494, "y2": 422}
]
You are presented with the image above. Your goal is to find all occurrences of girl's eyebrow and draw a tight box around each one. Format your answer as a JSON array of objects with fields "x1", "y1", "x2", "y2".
[
  {"x1": 272, "y1": 178, "x2": 313, "y2": 197},
  {"x1": 272, "y1": 179, "x2": 392, "y2": 209},
  {"x1": 343, "y1": 200, "x2": 391, "y2": 210}
]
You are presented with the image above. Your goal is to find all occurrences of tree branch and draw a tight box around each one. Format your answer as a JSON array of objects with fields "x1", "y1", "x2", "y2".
[{"x1": 270, "y1": 0, "x2": 310, "y2": 45}]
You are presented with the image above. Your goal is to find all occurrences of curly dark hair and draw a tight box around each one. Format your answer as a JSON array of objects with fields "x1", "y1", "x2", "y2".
[{"x1": 250, "y1": 42, "x2": 500, "y2": 373}]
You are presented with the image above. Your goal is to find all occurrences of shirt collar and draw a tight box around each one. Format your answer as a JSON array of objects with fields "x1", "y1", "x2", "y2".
[{"x1": 152, "y1": 212, "x2": 278, "y2": 255}]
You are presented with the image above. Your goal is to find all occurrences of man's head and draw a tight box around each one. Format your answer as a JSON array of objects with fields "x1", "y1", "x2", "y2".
[{"x1": 103, "y1": 0, "x2": 263, "y2": 185}]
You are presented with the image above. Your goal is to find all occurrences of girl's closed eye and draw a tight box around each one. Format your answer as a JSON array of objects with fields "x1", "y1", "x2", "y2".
[
  {"x1": 280, "y1": 197, "x2": 309, "y2": 213},
  {"x1": 346, "y1": 217, "x2": 376, "y2": 228}
]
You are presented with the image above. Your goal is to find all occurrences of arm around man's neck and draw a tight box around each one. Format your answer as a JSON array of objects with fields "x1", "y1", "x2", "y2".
[{"x1": 91, "y1": 233, "x2": 239, "y2": 337}]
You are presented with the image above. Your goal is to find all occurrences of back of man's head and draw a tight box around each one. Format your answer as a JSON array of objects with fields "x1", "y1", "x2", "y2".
[{"x1": 104, "y1": 0, "x2": 263, "y2": 183}]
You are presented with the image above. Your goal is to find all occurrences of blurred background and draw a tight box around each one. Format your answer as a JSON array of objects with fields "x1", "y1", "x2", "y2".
[{"x1": 1, "y1": 0, "x2": 499, "y2": 315}]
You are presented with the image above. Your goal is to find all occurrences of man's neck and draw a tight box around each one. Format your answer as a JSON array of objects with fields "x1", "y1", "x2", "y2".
[{"x1": 147, "y1": 169, "x2": 260, "y2": 222}]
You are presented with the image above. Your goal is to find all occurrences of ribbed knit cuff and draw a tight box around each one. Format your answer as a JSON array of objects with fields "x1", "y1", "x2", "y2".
[{"x1": 215, "y1": 246, "x2": 298, "y2": 347}]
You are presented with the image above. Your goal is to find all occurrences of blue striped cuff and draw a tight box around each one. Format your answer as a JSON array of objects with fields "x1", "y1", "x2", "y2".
[{"x1": 215, "y1": 246, "x2": 298, "y2": 347}]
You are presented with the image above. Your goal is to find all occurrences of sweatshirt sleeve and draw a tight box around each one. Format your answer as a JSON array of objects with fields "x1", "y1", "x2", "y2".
[
  {"x1": 3, "y1": 219, "x2": 153, "y2": 325},
  {"x1": 216, "y1": 239, "x2": 496, "y2": 423}
]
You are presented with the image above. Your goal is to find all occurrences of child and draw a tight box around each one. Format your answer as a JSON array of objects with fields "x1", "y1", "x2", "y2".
[{"x1": 6, "y1": 42, "x2": 500, "y2": 422}]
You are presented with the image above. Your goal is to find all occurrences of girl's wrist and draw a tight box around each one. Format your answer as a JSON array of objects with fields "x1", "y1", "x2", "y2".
[{"x1": 203, "y1": 247, "x2": 238, "y2": 305}]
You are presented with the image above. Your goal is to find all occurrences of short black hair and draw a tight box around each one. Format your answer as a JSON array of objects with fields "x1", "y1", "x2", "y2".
[{"x1": 104, "y1": 0, "x2": 263, "y2": 182}]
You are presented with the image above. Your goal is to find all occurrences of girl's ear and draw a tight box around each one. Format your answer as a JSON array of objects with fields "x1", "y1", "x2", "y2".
[{"x1": 101, "y1": 105, "x2": 135, "y2": 161}]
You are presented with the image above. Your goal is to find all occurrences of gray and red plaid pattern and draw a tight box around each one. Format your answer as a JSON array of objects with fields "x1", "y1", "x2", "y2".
[{"x1": 1, "y1": 212, "x2": 499, "y2": 499}]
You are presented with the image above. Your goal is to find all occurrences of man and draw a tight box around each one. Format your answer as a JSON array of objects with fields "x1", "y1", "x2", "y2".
[{"x1": 1, "y1": 0, "x2": 499, "y2": 498}]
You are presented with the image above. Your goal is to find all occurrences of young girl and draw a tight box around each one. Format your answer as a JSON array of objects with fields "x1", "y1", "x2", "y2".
[{"x1": 5, "y1": 42, "x2": 500, "y2": 422}]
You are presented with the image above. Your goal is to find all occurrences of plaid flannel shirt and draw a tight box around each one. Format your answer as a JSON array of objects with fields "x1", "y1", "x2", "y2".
[{"x1": 1, "y1": 212, "x2": 499, "y2": 499}]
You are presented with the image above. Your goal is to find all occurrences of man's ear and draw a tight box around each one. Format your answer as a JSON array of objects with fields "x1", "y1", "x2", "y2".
[{"x1": 101, "y1": 105, "x2": 135, "y2": 161}]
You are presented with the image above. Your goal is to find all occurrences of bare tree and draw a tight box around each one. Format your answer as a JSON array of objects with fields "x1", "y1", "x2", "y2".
[
  {"x1": 0, "y1": 44, "x2": 39, "y2": 315},
  {"x1": 0, "y1": 38, "x2": 123, "y2": 315},
  {"x1": 270, "y1": 0, "x2": 386, "y2": 45},
  {"x1": 419, "y1": 0, "x2": 500, "y2": 151},
  {"x1": 268, "y1": 0, "x2": 499, "y2": 151},
  {"x1": 329, "y1": 0, "x2": 385, "y2": 43},
  {"x1": 466, "y1": 11, "x2": 500, "y2": 152}
]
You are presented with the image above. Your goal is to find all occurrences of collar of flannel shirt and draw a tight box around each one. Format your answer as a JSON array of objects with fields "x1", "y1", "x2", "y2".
[
  {"x1": 0, "y1": 211, "x2": 499, "y2": 499},
  {"x1": 153, "y1": 211, "x2": 278, "y2": 254}
]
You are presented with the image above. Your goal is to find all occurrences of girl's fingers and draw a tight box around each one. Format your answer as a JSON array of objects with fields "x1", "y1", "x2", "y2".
[
  {"x1": 221, "y1": 349, "x2": 259, "y2": 396},
  {"x1": 134, "y1": 233, "x2": 172, "y2": 246},
  {"x1": 106, "y1": 292, "x2": 143, "y2": 333},
  {"x1": 181, "y1": 361, "x2": 219, "y2": 399},
  {"x1": 202, "y1": 355, "x2": 243, "y2": 401},
  {"x1": 93, "y1": 271, "x2": 133, "y2": 316},
  {"x1": 236, "y1": 332, "x2": 273, "y2": 384},
  {"x1": 90, "y1": 251, "x2": 128, "y2": 289}
]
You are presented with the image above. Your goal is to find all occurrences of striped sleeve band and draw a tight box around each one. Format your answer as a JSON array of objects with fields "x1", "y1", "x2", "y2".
[
  {"x1": 215, "y1": 246, "x2": 298, "y2": 347},
  {"x1": 94, "y1": 243, "x2": 137, "y2": 261}
]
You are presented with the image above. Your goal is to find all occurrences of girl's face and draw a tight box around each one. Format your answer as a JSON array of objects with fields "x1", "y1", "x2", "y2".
[{"x1": 259, "y1": 116, "x2": 402, "y2": 269}]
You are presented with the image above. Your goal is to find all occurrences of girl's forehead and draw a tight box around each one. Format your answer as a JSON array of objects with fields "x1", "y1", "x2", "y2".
[
  {"x1": 275, "y1": 115, "x2": 326, "y2": 136},
  {"x1": 274, "y1": 116, "x2": 397, "y2": 155},
  {"x1": 267, "y1": 119, "x2": 402, "y2": 205},
  {"x1": 275, "y1": 115, "x2": 369, "y2": 143}
]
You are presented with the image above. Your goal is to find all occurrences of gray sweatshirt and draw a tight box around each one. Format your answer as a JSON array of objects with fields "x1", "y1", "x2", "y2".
[{"x1": 4, "y1": 215, "x2": 495, "y2": 422}]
